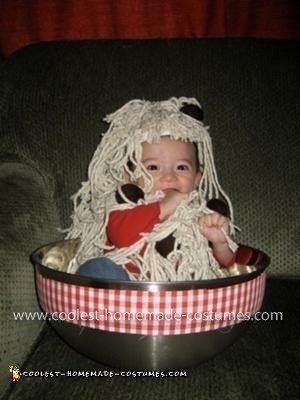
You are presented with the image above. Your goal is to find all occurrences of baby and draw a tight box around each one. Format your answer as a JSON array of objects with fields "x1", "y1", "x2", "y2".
[
  {"x1": 101, "y1": 135, "x2": 235, "y2": 280},
  {"x1": 65, "y1": 97, "x2": 243, "y2": 281}
]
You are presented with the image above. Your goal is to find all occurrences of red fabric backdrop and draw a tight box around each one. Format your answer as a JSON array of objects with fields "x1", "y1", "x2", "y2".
[{"x1": 0, "y1": 0, "x2": 299, "y2": 59}]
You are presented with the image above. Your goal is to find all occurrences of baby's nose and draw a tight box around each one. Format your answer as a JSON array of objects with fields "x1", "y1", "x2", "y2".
[{"x1": 162, "y1": 170, "x2": 177, "y2": 181}]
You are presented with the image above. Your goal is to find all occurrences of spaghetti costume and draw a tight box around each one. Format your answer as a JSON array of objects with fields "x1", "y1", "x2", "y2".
[{"x1": 65, "y1": 97, "x2": 255, "y2": 281}]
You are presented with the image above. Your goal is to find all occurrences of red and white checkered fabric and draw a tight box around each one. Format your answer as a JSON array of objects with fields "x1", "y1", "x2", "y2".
[{"x1": 36, "y1": 271, "x2": 266, "y2": 335}]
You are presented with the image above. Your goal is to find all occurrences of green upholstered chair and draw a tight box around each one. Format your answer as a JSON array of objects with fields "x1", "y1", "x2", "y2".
[{"x1": 1, "y1": 39, "x2": 299, "y2": 399}]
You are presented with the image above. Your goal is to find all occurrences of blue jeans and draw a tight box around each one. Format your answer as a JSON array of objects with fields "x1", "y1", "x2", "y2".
[{"x1": 76, "y1": 257, "x2": 130, "y2": 280}]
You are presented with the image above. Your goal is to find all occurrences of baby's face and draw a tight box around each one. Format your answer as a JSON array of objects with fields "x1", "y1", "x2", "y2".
[{"x1": 138, "y1": 136, "x2": 202, "y2": 195}]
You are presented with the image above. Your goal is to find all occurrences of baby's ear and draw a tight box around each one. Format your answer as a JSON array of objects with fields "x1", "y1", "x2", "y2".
[
  {"x1": 194, "y1": 171, "x2": 202, "y2": 188},
  {"x1": 123, "y1": 171, "x2": 131, "y2": 183},
  {"x1": 180, "y1": 104, "x2": 204, "y2": 122}
]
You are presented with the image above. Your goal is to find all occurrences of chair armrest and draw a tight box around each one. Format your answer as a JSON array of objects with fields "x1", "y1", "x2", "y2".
[{"x1": 0, "y1": 161, "x2": 62, "y2": 390}]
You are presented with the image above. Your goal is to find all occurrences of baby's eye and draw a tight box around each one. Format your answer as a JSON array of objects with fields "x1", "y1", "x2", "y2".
[
  {"x1": 176, "y1": 164, "x2": 190, "y2": 171},
  {"x1": 146, "y1": 164, "x2": 159, "y2": 171}
]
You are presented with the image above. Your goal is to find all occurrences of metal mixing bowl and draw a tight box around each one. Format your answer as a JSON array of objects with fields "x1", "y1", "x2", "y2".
[{"x1": 31, "y1": 239, "x2": 270, "y2": 370}]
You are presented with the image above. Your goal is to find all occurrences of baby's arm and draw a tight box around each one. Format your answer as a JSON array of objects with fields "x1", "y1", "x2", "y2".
[
  {"x1": 159, "y1": 193, "x2": 237, "y2": 266},
  {"x1": 199, "y1": 212, "x2": 235, "y2": 267},
  {"x1": 108, "y1": 187, "x2": 187, "y2": 253},
  {"x1": 107, "y1": 203, "x2": 161, "y2": 248}
]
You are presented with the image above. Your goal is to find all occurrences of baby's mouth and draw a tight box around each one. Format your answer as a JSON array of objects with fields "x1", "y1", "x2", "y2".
[{"x1": 163, "y1": 188, "x2": 178, "y2": 194}]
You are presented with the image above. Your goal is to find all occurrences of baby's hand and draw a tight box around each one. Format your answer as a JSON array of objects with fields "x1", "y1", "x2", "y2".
[
  {"x1": 159, "y1": 190, "x2": 189, "y2": 221},
  {"x1": 199, "y1": 212, "x2": 229, "y2": 244}
]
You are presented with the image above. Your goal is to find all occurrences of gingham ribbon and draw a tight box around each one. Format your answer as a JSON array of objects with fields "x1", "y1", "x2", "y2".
[{"x1": 36, "y1": 272, "x2": 266, "y2": 335}]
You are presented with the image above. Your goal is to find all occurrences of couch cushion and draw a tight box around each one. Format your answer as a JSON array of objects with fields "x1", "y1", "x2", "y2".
[{"x1": 0, "y1": 161, "x2": 61, "y2": 393}]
